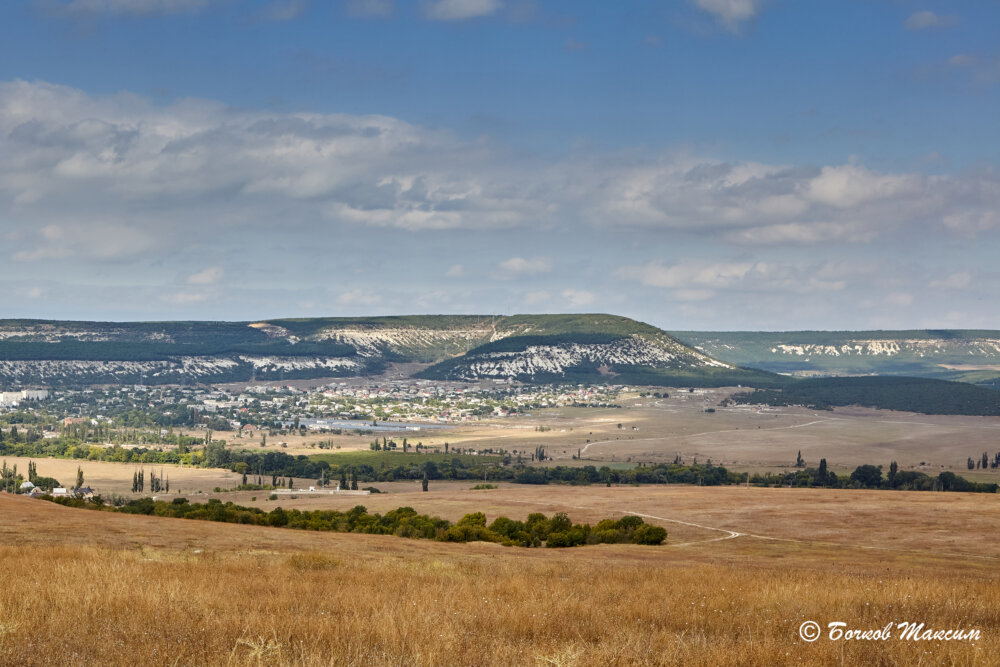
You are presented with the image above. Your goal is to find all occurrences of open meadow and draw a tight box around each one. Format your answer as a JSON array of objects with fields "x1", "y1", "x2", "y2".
[
  {"x1": 2, "y1": 485, "x2": 999, "y2": 666},
  {"x1": 454, "y1": 391, "x2": 1000, "y2": 480}
]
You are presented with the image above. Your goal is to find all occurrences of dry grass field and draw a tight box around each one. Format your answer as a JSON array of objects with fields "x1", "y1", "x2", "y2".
[
  {"x1": 0, "y1": 456, "x2": 243, "y2": 496},
  {"x1": 415, "y1": 392, "x2": 1000, "y2": 480},
  {"x1": 2, "y1": 485, "x2": 1000, "y2": 665}
]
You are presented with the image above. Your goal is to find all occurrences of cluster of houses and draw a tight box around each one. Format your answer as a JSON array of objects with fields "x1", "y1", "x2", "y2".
[{"x1": 17, "y1": 480, "x2": 95, "y2": 500}]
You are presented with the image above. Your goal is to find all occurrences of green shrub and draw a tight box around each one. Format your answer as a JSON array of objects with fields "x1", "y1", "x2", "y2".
[{"x1": 631, "y1": 524, "x2": 667, "y2": 545}]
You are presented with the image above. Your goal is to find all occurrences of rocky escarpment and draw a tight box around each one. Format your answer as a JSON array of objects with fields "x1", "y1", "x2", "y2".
[
  {"x1": 449, "y1": 335, "x2": 730, "y2": 380},
  {"x1": 0, "y1": 356, "x2": 365, "y2": 385},
  {"x1": 671, "y1": 330, "x2": 1000, "y2": 382},
  {"x1": 0, "y1": 315, "x2": 760, "y2": 387}
]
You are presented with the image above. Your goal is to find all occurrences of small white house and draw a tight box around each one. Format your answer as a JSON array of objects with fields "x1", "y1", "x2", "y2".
[
  {"x1": 19, "y1": 481, "x2": 35, "y2": 492},
  {"x1": 51, "y1": 487, "x2": 69, "y2": 497}
]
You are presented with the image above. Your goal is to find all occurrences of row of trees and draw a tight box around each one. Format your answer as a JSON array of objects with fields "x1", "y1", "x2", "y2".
[
  {"x1": 967, "y1": 452, "x2": 1000, "y2": 470},
  {"x1": 44, "y1": 497, "x2": 667, "y2": 548},
  {"x1": 751, "y1": 460, "x2": 998, "y2": 493},
  {"x1": 131, "y1": 468, "x2": 169, "y2": 493}
]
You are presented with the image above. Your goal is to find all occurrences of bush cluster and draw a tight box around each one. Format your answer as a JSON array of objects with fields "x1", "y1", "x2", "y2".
[{"x1": 42, "y1": 497, "x2": 666, "y2": 548}]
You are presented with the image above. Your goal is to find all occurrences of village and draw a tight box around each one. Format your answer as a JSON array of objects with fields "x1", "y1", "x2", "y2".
[{"x1": 0, "y1": 379, "x2": 624, "y2": 437}]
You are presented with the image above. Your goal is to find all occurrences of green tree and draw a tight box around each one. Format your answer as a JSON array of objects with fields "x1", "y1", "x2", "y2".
[
  {"x1": 816, "y1": 458, "x2": 828, "y2": 486},
  {"x1": 850, "y1": 464, "x2": 883, "y2": 489},
  {"x1": 548, "y1": 512, "x2": 572, "y2": 533}
]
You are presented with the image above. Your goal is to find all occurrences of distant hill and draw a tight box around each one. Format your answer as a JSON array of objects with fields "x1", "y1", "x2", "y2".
[
  {"x1": 0, "y1": 315, "x2": 773, "y2": 387},
  {"x1": 670, "y1": 330, "x2": 1000, "y2": 387}
]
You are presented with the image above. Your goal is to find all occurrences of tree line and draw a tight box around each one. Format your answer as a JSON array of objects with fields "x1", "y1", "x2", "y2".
[
  {"x1": 41, "y1": 496, "x2": 667, "y2": 548},
  {"x1": 749, "y1": 458, "x2": 998, "y2": 493}
]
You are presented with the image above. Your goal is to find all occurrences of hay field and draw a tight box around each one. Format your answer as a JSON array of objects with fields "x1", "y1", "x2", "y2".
[
  {"x1": 1, "y1": 490, "x2": 999, "y2": 665},
  {"x1": 0, "y1": 456, "x2": 242, "y2": 496}
]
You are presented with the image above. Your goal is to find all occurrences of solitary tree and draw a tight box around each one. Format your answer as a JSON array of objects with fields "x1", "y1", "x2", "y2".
[
  {"x1": 422, "y1": 473, "x2": 429, "y2": 492},
  {"x1": 76, "y1": 466, "x2": 84, "y2": 489},
  {"x1": 816, "y1": 458, "x2": 828, "y2": 486}
]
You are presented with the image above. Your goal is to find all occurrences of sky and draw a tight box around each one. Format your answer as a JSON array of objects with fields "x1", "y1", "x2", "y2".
[{"x1": 1, "y1": 0, "x2": 998, "y2": 330}]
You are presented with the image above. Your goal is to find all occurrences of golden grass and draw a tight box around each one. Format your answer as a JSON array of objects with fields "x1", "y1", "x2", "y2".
[
  {"x1": 0, "y1": 455, "x2": 242, "y2": 496},
  {"x1": 2, "y1": 493, "x2": 999, "y2": 665}
]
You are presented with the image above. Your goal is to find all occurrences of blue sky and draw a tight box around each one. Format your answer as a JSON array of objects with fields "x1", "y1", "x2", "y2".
[{"x1": 1, "y1": 0, "x2": 998, "y2": 330}]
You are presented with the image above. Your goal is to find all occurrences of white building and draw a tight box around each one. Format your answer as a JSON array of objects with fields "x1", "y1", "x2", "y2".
[{"x1": 0, "y1": 389, "x2": 49, "y2": 407}]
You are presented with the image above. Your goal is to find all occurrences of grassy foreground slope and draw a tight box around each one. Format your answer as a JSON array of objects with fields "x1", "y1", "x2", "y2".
[{"x1": 2, "y1": 491, "x2": 1000, "y2": 665}]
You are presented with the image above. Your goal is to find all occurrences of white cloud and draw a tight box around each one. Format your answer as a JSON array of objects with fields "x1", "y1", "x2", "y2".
[
  {"x1": 1, "y1": 78, "x2": 999, "y2": 265},
  {"x1": 948, "y1": 54, "x2": 980, "y2": 68},
  {"x1": 904, "y1": 11, "x2": 960, "y2": 31},
  {"x1": 692, "y1": 0, "x2": 763, "y2": 31},
  {"x1": 164, "y1": 291, "x2": 209, "y2": 305},
  {"x1": 338, "y1": 289, "x2": 383, "y2": 306},
  {"x1": 726, "y1": 221, "x2": 877, "y2": 245},
  {"x1": 11, "y1": 222, "x2": 155, "y2": 262},
  {"x1": 619, "y1": 259, "x2": 853, "y2": 298},
  {"x1": 930, "y1": 272, "x2": 972, "y2": 289},
  {"x1": 497, "y1": 256, "x2": 552, "y2": 276},
  {"x1": 346, "y1": 0, "x2": 393, "y2": 17},
  {"x1": 884, "y1": 292, "x2": 914, "y2": 306},
  {"x1": 445, "y1": 264, "x2": 465, "y2": 277},
  {"x1": 943, "y1": 210, "x2": 1000, "y2": 234},
  {"x1": 422, "y1": 0, "x2": 501, "y2": 21},
  {"x1": 674, "y1": 289, "x2": 715, "y2": 301},
  {"x1": 561, "y1": 289, "x2": 594, "y2": 307},
  {"x1": 803, "y1": 164, "x2": 921, "y2": 209},
  {"x1": 524, "y1": 290, "x2": 550, "y2": 305},
  {"x1": 620, "y1": 260, "x2": 765, "y2": 289},
  {"x1": 187, "y1": 266, "x2": 224, "y2": 285},
  {"x1": 259, "y1": 0, "x2": 310, "y2": 21},
  {"x1": 38, "y1": 0, "x2": 220, "y2": 17}
]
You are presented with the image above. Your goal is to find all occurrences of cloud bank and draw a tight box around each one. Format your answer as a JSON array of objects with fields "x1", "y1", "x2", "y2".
[{"x1": 1, "y1": 79, "x2": 998, "y2": 269}]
